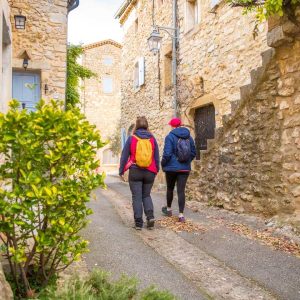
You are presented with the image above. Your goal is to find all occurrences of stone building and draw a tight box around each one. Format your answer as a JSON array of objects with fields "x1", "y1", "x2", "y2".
[
  {"x1": 10, "y1": 0, "x2": 78, "y2": 110},
  {"x1": 0, "y1": 3, "x2": 13, "y2": 299},
  {"x1": 116, "y1": 0, "x2": 300, "y2": 224},
  {"x1": 0, "y1": 0, "x2": 12, "y2": 113},
  {"x1": 81, "y1": 40, "x2": 122, "y2": 173}
]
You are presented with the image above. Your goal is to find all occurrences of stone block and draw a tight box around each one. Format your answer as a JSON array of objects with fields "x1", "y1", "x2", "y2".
[
  {"x1": 292, "y1": 186, "x2": 300, "y2": 197},
  {"x1": 288, "y1": 173, "x2": 300, "y2": 184},
  {"x1": 267, "y1": 26, "x2": 293, "y2": 48},
  {"x1": 282, "y1": 20, "x2": 300, "y2": 35}
]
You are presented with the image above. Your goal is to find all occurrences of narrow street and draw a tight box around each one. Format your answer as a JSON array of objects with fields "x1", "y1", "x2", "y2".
[{"x1": 84, "y1": 176, "x2": 300, "y2": 300}]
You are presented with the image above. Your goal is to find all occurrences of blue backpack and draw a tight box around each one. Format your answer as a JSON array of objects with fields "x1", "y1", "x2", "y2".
[{"x1": 176, "y1": 138, "x2": 191, "y2": 163}]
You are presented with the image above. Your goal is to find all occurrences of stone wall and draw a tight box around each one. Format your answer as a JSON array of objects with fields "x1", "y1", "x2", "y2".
[
  {"x1": 119, "y1": 0, "x2": 173, "y2": 144},
  {"x1": 177, "y1": 0, "x2": 269, "y2": 128},
  {"x1": 10, "y1": 0, "x2": 69, "y2": 100},
  {"x1": 0, "y1": 0, "x2": 12, "y2": 112},
  {"x1": 187, "y1": 14, "x2": 300, "y2": 226},
  {"x1": 117, "y1": 0, "x2": 269, "y2": 183},
  {"x1": 81, "y1": 40, "x2": 122, "y2": 171}
]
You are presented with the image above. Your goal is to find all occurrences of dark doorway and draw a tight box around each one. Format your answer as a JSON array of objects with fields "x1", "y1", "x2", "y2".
[{"x1": 194, "y1": 104, "x2": 216, "y2": 160}]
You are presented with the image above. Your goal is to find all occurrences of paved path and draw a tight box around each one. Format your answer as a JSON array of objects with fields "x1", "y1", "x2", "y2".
[
  {"x1": 84, "y1": 176, "x2": 300, "y2": 300},
  {"x1": 83, "y1": 182, "x2": 206, "y2": 300}
]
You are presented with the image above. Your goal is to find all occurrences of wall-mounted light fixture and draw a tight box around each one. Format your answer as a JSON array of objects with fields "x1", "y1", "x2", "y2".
[
  {"x1": 147, "y1": 28, "x2": 163, "y2": 55},
  {"x1": 23, "y1": 58, "x2": 29, "y2": 70},
  {"x1": 14, "y1": 15, "x2": 27, "y2": 30},
  {"x1": 148, "y1": 0, "x2": 179, "y2": 116}
]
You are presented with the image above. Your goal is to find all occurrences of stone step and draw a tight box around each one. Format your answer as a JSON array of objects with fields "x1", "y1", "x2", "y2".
[
  {"x1": 250, "y1": 66, "x2": 264, "y2": 88},
  {"x1": 240, "y1": 84, "x2": 253, "y2": 100},
  {"x1": 260, "y1": 48, "x2": 275, "y2": 69}
]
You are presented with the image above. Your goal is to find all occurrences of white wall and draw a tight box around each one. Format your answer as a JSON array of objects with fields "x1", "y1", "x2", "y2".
[{"x1": 0, "y1": 0, "x2": 12, "y2": 113}]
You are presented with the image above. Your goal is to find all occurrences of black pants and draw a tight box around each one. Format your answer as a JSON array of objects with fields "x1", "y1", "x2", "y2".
[
  {"x1": 165, "y1": 172, "x2": 189, "y2": 213},
  {"x1": 129, "y1": 168, "x2": 156, "y2": 227}
]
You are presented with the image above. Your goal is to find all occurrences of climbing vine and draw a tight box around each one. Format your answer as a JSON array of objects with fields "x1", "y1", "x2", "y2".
[{"x1": 66, "y1": 45, "x2": 96, "y2": 108}]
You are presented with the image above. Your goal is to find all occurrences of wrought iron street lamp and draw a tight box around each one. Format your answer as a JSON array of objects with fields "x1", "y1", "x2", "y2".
[
  {"x1": 147, "y1": 28, "x2": 163, "y2": 54},
  {"x1": 14, "y1": 15, "x2": 26, "y2": 29},
  {"x1": 147, "y1": 0, "x2": 178, "y2": 116},
  {"x1": 147, "y1": 24, "x2": 179, "y2": 116}
]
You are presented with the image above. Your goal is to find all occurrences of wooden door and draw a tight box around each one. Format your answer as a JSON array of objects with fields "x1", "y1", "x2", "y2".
[{"x1": 194, "y1": 104, "x2": 216, "y2": 159}]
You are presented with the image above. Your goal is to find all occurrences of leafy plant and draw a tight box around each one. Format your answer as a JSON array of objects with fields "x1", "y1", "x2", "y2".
[
  {"x1": 37, "y1": 269, "x2": 176, "y2": 300},
  {"x1": 0, "y1": 99, "x2": 106, "y2": 297},
  {"x1": 229, "y1": 0, "x2": 300, "y2": 23},
  {"x1": 66, "y1": 44, "x2": 96, "y2": 107},
  {"x1": 110, "y1": 121, "x2": 122, "y2": 157}
]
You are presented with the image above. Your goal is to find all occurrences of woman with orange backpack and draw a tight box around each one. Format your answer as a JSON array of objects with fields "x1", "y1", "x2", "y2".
[{"x1": 119, "y1": 116, "x2": 160, "y2": 230}]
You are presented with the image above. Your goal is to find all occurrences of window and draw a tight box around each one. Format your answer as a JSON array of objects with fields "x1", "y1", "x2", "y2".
[
  {"x1": 133, "y1": 57, "x2": 145, "y2": 90},
  {"x1": 102, "y1": 77, "x2": 113, "y2": 94},
  {"x1": 103, "y1": 56, "x2": 114, "y2": 66},
  {"x1": 163, "y1": 51, "x2": 173, "y2": 90},
  {"x1": 185, "y1": 0, "x2": 200, "y2": 32}
]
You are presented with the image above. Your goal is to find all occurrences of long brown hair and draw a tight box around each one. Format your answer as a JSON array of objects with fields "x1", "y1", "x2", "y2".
[{"x1": 135, "y1": 116, "x2": 149, "y2": 131}]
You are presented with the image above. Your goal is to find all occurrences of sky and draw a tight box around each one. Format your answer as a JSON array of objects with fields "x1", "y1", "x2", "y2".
[{"x1": 68, "y1": 0, "x2": 124, "y2": 45}]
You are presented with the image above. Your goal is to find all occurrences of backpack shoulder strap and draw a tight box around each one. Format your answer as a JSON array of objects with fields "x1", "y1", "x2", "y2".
[{"x1": 132, "y1": 135, "x2": 140, "y2": 141}]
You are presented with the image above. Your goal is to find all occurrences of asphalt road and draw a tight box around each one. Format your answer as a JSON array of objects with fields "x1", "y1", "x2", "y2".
[
  {"x1": 108, "y1": 177, "x2": 300, "y2": 300},
  {"x1": 83, "y1": 186, "x2": 207, "y2": 300}
]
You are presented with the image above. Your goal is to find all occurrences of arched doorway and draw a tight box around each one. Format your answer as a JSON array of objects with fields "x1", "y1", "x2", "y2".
[{"x1": 194, "y1": 104, "x2": 216, "y2": 160}]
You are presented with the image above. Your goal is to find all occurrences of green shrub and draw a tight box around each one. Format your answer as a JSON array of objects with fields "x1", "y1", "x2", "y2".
[
  {"x1": 140, "y1": 287, "x2": 175, "y2": 300},
  {"x1": 37, "y1": 269, "x2": 176, "y2": 300},
  {"x1": 0, "y1": 99, "x2": 105, "y2": 297}
]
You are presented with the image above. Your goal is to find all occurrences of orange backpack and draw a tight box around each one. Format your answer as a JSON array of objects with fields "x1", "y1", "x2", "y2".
[{"x1": 133, "y1": 135, "x2": 153, "y2": 168}]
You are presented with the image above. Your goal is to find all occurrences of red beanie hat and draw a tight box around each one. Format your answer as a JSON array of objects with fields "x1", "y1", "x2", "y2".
[{"x1": 168, "y1": 118, "x2": 182, "y2": 128}]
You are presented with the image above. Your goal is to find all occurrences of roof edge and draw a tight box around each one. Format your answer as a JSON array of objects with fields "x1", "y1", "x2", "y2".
[
  {"x1": 115, "y1": 0, "x2": 137, "y2": 25},
  {"x1": 83, "y1": 39, "x2": 122, "y2": 50}
]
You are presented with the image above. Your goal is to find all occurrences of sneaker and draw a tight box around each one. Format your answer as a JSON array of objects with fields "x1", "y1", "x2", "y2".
[
  {"x1": 162, "y1": 206, "x2": 172, "y2": 217},
  {"x1": 134, "y1": 226, "x2": 142, "y2": 231},
  {"x1": 147, "y1": 218, "x2": 155, "y2": 229},
  {"x1": 178, "y1": 216, "x2": 185, "y2": 223}
]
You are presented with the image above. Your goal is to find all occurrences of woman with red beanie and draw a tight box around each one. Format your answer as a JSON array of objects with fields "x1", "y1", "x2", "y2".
[{"x1": 161, "y1": 118, "x2": 196, "y2": 222}]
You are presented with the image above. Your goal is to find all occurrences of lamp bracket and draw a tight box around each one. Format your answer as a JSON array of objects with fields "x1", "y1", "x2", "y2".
[{"x1": 154, "y1": 25, "x2": 179, "y2": 39}]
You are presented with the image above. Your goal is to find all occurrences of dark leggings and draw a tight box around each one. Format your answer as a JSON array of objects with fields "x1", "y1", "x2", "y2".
[{"x1": 165, "y1": 172, "x2": 189, "y2": 213}]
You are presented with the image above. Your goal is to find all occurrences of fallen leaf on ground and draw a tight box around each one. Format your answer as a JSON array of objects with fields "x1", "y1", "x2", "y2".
[
  {"x1": 157, "y1": 216, "x2": 206, "y2": 233},
  {"x1": 228, "y1": 223, "x2": 300, "y2": 257}
]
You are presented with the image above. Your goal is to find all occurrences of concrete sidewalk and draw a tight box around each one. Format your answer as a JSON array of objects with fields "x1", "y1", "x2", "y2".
[{"x1": 106, "y1": 176, "x2": 300, "y2": 300}]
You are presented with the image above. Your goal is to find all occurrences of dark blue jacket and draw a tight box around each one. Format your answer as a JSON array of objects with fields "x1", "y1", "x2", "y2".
[
  {"x1": 161, "y1": 127, "x2": 196, "y2": 172},
  {"x1": 119, "y1": 129, "x2": 160, "y2": 175}
]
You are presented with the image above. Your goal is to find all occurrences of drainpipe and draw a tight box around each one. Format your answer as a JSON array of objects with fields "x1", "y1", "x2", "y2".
[{"x1": 172, "y1": 0, "x2": 178, "y2": 117}]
